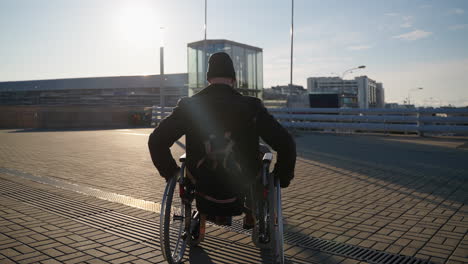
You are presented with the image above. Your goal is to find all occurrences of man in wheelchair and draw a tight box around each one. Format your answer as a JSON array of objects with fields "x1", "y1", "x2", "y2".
[{"x1": 148, "y1": 52, "x2": 296, "y2": 237}]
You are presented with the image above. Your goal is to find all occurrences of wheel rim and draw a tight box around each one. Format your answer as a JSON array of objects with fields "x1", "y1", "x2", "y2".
[
  {"x1": 268, "y1": 175, "x2": 284, "y2": 264},
  {"x1": 160, "y1": 176, "x2": 189, "y2": 264},
  {"x1": 275, "y1": 178, "x2": 284, "y2": 264}
]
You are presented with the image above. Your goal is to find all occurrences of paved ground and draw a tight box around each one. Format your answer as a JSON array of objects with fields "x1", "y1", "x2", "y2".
[{"x1": 0, "y1": 128, "x2": 467, "y2": 263}]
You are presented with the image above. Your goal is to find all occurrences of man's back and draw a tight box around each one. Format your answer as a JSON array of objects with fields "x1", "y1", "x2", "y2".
[
  {"x1": 148, "y1": 52, "x2": 295, "y2": 212},
  {"x1": 179, "y1": 84, "x2": 268, "y2": 198}
]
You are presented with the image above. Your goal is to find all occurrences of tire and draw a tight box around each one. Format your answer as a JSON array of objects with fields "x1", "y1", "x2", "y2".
[
  {"x1": 269, "y1": 177, "x2": 284, "y2": 264},
  {"x1": 251, "y1": 163, "x2": 272, "y2": 249},
  {"x1": 160, "y1": 166, "x2": 190, "y2": 264},
  {"x1": 251, "y1": 195, "x2": 270, "y2": 249}
]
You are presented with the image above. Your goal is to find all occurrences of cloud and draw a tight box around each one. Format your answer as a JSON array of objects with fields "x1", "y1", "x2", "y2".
[
  {"x1": 393, "y1": 30, "x2": 433, "y2": 41},
  {"x1": 400, "y1": 22, "x2": 412, "y2": 28},
  {"x1": 449, "y1": 8, "x2": 465, "y2": 15},
  {"x1": 384, "y1": 13, "x2": 399, "y2": 17},
  {"x1": 347, "y1": 45, "x2": 372, "y2": 51},
  {"x1": 419, "y1": 4, "x2": 432, "y2": 9},
  {"x1": 449, "y1": 24, "x2": 468, "y2": 31},
  {"x1": 400, "y1": 16, "x2": 413, "y2": 28}
]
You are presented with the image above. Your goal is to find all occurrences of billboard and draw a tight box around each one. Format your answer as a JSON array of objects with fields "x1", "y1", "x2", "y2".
[{"x1": 309, "y1": 94, "x2": 339, "y2": 108}]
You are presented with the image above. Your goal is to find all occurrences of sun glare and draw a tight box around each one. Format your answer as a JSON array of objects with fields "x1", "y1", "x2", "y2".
[{"x1": 114, "y1": 3, "x2": 159, "y2": 43}]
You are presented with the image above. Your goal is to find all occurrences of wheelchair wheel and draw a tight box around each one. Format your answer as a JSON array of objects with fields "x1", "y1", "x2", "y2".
[
  {"x1": 160, "y1": 165, "x2": 191, "y2": 264},
  {"x1": 251, "y1": 160, "x2": 285, "y2": 264},
  {"x1": 269, "y1": 177, "x2": 284, "y2": 264},
  {"x1": 251, "y1": 163, "x2": 271, "y2": 249}
]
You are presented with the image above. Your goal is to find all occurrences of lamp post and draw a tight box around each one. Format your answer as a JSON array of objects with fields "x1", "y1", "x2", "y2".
[
  {"x1": 203, "y1": 0, "x2": 208, "y2": 88},
  {"x1": 341, "y1": 65, "x2": 366, "y2": 79},
  {"x1": 407, "y1": 87, "x2": 423, "y2": 105},
  {"x1": 204, "y1": 0, "x2": 207, "y2": 41},
  {"x1": 340, "y1": 65, "x2": 365, "y2": 107},
  {"x1": 159, "y1": 27, "x2": 165, "y2": 115},
  {"x1": 289, "y1": 0, "x2": 295, "y2": 96}
]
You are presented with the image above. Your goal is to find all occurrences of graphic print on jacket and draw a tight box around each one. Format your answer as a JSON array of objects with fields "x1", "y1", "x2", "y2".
[
  {"x1": 193, "y1": 128, "x2": 249, "y2": 200},
  {"x1": 197, "y1": 131, "x2": 242, "y2": 173}
]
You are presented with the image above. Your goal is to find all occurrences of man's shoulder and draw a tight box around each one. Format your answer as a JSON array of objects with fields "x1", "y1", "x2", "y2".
[
  {"x1": 242, "y1": 95, "x2": 262, "y2": 104},
  {"x1": 175, "y1": 96, "x2": 190, "y2": 107},
  {"x1": 180, "y1": 89, "x2": 264, "y2": 111},
  {"x1": 238, "y1": 95, "x2": 263, "y2": 109}
]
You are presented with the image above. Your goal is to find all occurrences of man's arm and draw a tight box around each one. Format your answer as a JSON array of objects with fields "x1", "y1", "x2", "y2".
[
  {"x1": 148, "y1": 99, "x2": 186, "y2": 179},
  {"x1": 256, "y1": 100, "x2": 296, "y2": 187}
]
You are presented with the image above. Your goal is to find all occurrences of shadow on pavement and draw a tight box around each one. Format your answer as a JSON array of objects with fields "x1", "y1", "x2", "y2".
[
  {"x1": 187, "y1": 244, "x2": 277, "y2": 264},
  {"x1": 188, "y1": 246, "x2": 216, "y2": 263},
  {"x1": 295, "y1": 133, "x2": 468, "y2": 206}
]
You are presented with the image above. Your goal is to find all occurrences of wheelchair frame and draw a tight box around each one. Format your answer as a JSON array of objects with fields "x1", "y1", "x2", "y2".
[{"x1": 159, "y1": 152, "x2": 284, "y2": 264}]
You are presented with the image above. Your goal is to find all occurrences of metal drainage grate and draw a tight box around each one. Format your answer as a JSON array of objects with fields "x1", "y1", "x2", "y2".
[
  {"x1": 1, "y1": 169, "x2": 434, "y2": 264},
  {"x1": 284, "y1": 232, "x2": 433, "y2": 264}
]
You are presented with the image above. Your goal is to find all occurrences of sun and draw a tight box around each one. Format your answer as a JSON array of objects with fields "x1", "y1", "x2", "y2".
[{"x1": 114, "y1": 2, "x2": 158, "y2": 44}]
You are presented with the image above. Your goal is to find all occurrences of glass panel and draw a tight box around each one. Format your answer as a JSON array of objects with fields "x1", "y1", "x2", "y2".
[
  {"x1": 257, "y1": 51, "x2": 263, "y2": 97},
  {"x1": 197, "y1": 48, "x2": 205, "y2": 88},
  {"x1": 188, "y1": 41, "x2": 263, "y2": 99},
  {"x1": 214, "y1": 43, "x2": 225, "y2": 53},
  {"x1": 247, "y1": 49, "x2": 256, "y2": 90},
  {"x1": 223, "y1": 43, "x2": 232, "y2": 56},
  {"x1": 188, "y1": 47, "x2": 197, "y2": 90},
  {"x1": 233, "y1": 45, "x2": 247, "y2": 89}
]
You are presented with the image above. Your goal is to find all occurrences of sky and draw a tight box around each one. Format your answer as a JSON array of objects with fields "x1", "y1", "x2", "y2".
[{"x1": 1, "y1": 0, "x2": 468, "y2": 106}]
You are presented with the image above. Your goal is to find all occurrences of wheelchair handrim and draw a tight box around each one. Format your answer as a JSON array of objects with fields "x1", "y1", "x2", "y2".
[
  {"x1": 160, "y1": 176, "x2": 188, "y2": 264},
  {"x1": 267, "y1": 173, "x2": 284, "y2": 264},
  {"x1": 275, "y1": 178, "x2": 285, "y2": 263}
]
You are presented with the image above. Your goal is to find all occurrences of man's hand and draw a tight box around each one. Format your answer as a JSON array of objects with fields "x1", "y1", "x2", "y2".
[
  {"x1": 163, "y1": 168, "x2": 180, "y2": 182},
  {"x1": 272, "y1": 170, "x2": 291, "y2": 188},
  {"x1": 280, "y1": 179, "x2": 291, "y2": 188}
]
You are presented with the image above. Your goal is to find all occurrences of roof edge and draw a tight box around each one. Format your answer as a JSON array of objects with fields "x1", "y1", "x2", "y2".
[
  {"x1": 0, "y1": 73, "x2": 188, "y2": 84},
  {"x1": 187, "y1": 39, "x2": 262, "y2": 52}
]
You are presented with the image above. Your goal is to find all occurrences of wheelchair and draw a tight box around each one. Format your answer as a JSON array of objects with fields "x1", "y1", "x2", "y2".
[{"x1": 159, "y1": 150, "x2": 285, "y2": 264}]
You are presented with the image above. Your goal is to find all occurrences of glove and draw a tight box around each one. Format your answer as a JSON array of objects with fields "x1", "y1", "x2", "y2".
[
  {"x1": 272, "y1": 170, "x2": 292, "y2": 188},
  {"x1": 280, "y1": 179, "x2": 291, "y2": 188},
  {"x1": 163, "y1": 167, "x2": 180, "y2": 182}
]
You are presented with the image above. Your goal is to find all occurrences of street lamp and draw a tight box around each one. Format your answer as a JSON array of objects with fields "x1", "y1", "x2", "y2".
[
  {"x1": 289, "y1": 0, "x2": 295, "y2": 96},
  {"x1": 341, "y1": 65, "x2": 366, "y2": 79},
  {"x1": 160, "y1": 27, "x2": 165, "y2": 111},
  {"x1": 203, "y1": 0, "x2": 208, "y2": 87},
  {"x1": 340, "y1": 65, "x2": 366, "y2": 107},
  {"x1": 407, "y1": 87, "x2": 423, "y2": 105}
]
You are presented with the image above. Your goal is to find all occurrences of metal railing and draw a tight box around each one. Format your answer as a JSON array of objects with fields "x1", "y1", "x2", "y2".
[
  {"x1": 151, "y1": 105, "x2": 468, "y2": 135},
  {"x1": 151, "y1": 106, "x2": 174, "y2": 127},
  {"x1": 270, "y1": 108, "x2": 468, "y2": 135}
]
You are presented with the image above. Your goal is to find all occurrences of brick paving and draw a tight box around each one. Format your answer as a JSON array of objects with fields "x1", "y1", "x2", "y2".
[
  {"x1": 0, "y1": 128, "x2": 467, "y2": 263},
  {"x1": 0, "y1": 169, "x2": 325, "y2": 263},
  {"x1": 0, "y1": 185, "x2": 164, "y2": 263}
]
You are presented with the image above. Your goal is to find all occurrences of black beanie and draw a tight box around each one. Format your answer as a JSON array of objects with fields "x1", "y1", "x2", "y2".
[{"x1": 206, "y1": 52, "x2": 236, "y2": 81}]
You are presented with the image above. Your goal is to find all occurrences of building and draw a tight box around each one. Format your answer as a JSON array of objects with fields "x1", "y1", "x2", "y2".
[
  {"x1": 1, "y1": 39, "x2": 264, "y2": 106},
  {"x1": 376, "y1": 83, "x2": 385, "y2": 108},
  {"x1": 0, "y1": 73, "x2": 188, "y2": 107},
  {"x1": 307, "y1": 76, "x2": 384, "y2": 109},
  {"x1": 263, "y1": 84, "x2": 306, "y2": 100},
  {"x1": 270, "y1": 84, "x2": 306, "y2": 95},
  {"x1": 187, "y1": 39, "x2": 263, "y2": 98},
  {"x1": 385, "y1": 103, "x2": 416, "y2": 109}
]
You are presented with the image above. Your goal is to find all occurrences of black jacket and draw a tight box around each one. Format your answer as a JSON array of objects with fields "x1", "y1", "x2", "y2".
[{"x1": 148, "y1": 84, "x2": 296, "y2": 197}]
